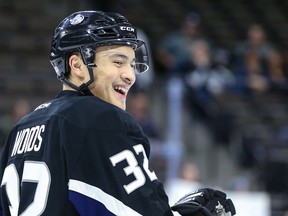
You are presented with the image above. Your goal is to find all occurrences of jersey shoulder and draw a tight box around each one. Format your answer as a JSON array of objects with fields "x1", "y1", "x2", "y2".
[
  {"x1": 32, "y1": 92, "x2": 141, "y2": 133},
  {"x1": 67, "y1": 96, "x2": 139, "y2": 131}
]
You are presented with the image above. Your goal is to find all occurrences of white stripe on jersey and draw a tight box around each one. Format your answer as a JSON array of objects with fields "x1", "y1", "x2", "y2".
[{"x1": 68, "y1": 179, "x2": 142, "y2": 216}]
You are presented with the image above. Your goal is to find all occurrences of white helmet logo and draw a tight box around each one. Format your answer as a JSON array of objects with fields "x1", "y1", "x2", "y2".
[
  {"x1": 70, "y1": 14, "x2": 85, "y2": 25},
  {"x1": 83, "y1": 47, "x2": 93, "y2": 58}
]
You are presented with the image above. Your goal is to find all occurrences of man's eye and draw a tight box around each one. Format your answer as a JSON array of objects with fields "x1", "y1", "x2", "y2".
[
  {"x1": 131, "y1": 64, "x2": 136, "y2": 69},
  {"x1": 114, "y1": 61, "x2": 123, "y2": 66}
]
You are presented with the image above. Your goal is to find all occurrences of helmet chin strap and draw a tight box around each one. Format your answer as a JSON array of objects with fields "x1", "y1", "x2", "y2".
[{"x1": 60, "y1": 66, "x2": 94, "y2": 96}]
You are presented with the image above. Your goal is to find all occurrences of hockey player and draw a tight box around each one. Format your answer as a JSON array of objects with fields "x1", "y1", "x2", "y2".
[{"x1": 0, "y1": 10, "x2": 235, "y2": 216}]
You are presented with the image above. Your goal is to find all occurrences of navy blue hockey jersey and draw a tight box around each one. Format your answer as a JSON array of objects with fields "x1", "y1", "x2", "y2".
[{"x1": 0, "y1": 91, "x2": 173, "y2": 216}]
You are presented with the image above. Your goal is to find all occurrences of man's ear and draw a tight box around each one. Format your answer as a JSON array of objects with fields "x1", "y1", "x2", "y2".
[{"x1": 69, "y1": 54, "x2": 86, "y2": 79}]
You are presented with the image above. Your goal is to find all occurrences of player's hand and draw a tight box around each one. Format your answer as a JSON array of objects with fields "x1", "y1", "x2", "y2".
[{"x1": 171, "y1": 188, "x2": 236, "y2": 216}]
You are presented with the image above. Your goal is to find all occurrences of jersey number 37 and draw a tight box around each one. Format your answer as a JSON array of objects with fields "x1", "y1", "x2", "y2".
[
  {"x1": 1, "y1": 161, "x2": 51, "y2": 216},
  {"x1": 110, "y1": 144, "x2": 157, "y2": 194}
]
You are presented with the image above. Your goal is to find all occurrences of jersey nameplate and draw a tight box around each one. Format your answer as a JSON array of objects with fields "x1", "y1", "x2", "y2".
[{"x1": 11, "y1": 125, "x2": 45, "y2": 157}]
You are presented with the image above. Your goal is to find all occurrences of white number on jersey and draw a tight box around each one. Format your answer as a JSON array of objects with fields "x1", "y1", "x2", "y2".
[
  {"x1": 1, "y1": 161, "x2": 51, "y2": 216},
  {"x1": 109, "y1": 144, "x2": 157, "y2": 194}
]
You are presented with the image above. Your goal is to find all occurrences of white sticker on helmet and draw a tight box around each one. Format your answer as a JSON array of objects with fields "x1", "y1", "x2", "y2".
[{"x1": 70, "y1": 14, "x2": 85, "y2": 25}]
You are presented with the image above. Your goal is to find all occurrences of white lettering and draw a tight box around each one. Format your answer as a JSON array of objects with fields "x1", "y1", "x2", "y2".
[
  {"x1": 26, "y1": 126, "x2": 38, "y2": 152},
  {"x1": 11, "y1": 125, "x2": 46, "y2": 157},
  {"x1": 35, "y1": 102, "x2": 51, "y2": 111},
  {"x1": 120, "y1": 26, "x2": 135, "y2": 32},
  {"x1": 34, "y1": 125, "x2": 45, "y2": 151},
  {"x1": 17, "y1": 129, "x2": 30, "y2": 154},
  {"x1": 11, "y1": 131, "x2": 25, "y2": 156}
]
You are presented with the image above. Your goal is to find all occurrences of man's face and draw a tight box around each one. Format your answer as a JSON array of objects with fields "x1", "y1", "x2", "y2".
[{"x1": 89, "y1": 45, "x2": 136, "y2": 110}]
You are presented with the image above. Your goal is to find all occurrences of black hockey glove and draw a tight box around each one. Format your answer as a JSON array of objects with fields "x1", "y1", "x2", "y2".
[{"x1": 171, "y1": 188, "x2": 236, "y2": 216}]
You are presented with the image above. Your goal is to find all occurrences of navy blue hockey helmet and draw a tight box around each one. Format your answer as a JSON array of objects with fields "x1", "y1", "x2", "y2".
[{"x1": 50, "y1": 10, "x2": 149, "y2": 90}]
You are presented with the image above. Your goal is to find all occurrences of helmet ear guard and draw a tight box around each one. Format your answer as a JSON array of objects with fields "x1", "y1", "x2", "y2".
[{"x1": 49, "y1": 10, "x2": 149, "y2": 93}]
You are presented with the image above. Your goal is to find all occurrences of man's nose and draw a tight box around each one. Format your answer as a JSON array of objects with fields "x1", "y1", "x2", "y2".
[{"x1": 121, "y1": 66, "x2": 136, "y2": 85}]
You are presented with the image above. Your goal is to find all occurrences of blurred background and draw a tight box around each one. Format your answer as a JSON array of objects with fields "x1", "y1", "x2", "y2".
[{"x1": 1, "y1": 0, "x2": 288, "y2": 215}]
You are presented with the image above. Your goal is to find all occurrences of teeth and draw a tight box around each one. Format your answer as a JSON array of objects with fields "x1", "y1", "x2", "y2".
[{"x1": 114, "y1": 86, "x2": 127, "y2": 94}]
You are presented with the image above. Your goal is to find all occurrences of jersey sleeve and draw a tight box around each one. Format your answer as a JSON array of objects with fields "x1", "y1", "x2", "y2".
[{"x1": 64, "y1": 108, "x2": 173, "y2": 216}]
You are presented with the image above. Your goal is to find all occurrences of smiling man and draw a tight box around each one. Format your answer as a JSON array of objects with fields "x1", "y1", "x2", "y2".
[
  {"x1": 66, "y1": 45, "x2": 136, "y2": 110},
  {"x1": 0, "y1": 10, "x2": 235, "y2": 216}
]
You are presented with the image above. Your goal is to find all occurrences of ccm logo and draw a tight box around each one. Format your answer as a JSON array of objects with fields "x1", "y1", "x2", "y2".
[{"x1": 120, "y1": 26, "x2": 135, "y2": 32}]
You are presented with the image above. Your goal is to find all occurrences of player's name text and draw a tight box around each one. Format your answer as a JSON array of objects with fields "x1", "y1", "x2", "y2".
[{"x1": 11, "y1": 125, "x2": 45, "y2": 156}]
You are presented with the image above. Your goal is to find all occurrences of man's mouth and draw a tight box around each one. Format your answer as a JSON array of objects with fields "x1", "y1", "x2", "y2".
[{"x1": 114, "y1": 86, "x2": 127, "y2": 96}]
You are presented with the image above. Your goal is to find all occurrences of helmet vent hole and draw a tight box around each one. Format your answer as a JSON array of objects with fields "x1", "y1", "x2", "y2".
[{"x1": 92, "y1": 28, "x2": 117, "y2": 38}]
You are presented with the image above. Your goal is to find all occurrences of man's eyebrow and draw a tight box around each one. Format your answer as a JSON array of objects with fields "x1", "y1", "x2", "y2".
[
  {"x1": 110, "y1": 53, "x2": 129, "y2": 59},
  {"x1": 109, "y1": 53, "x2": 136, "y2": 62}
]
